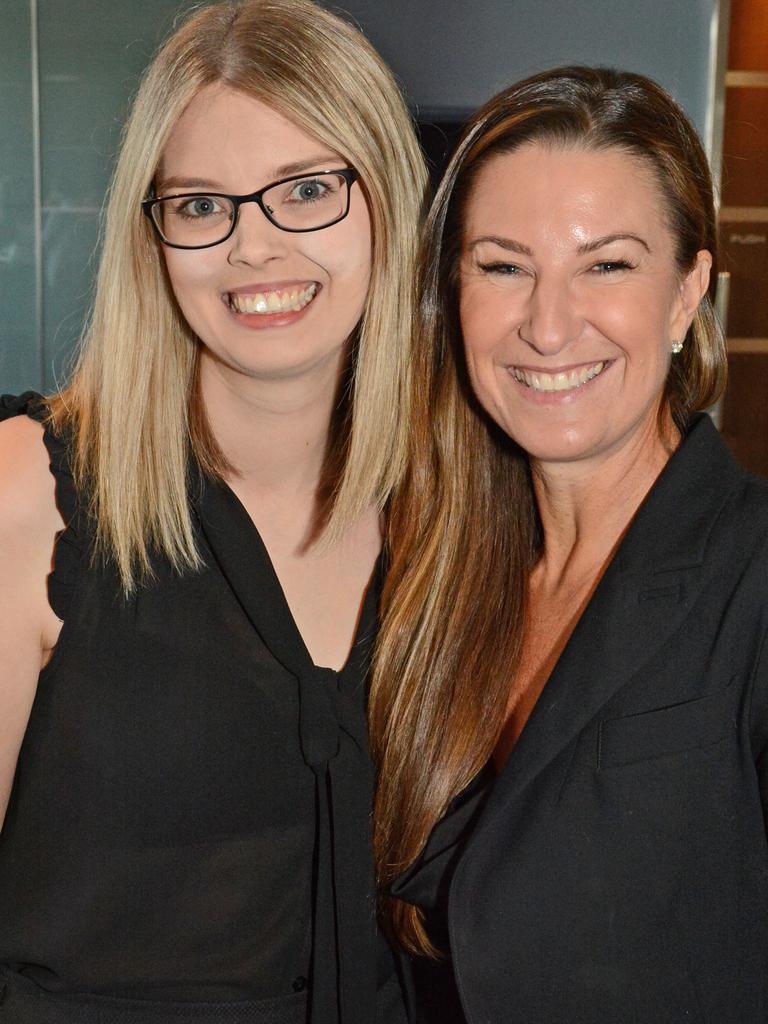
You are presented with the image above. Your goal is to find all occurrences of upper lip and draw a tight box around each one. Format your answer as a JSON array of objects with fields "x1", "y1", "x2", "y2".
[
  {"x1": 508, "y1": 359, "x2": 610, "y2": 373},
  {"x1": 225, "y1": 280, "x2": 319, "y2": 296}
]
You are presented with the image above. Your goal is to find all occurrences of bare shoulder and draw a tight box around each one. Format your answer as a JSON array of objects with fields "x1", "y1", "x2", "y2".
[
  {"x1": 0, "y1": 411, "x2": 63, "y2": 629},
  {"x1": 0, "y1": 413, "x2": 64, "y2": 828},
  {"x1": 0, "y1": 414, "x2": 61, "y2": 535}
]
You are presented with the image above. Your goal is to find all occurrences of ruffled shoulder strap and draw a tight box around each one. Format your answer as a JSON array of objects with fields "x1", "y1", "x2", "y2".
[{"x1": 0, "y1": 391, "x2": 87, "y2": 621}]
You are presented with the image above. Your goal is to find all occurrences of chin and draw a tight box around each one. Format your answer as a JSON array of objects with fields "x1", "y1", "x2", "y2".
[{"x1": 510, "y1": 426, "x2": 602, "y2": 466}]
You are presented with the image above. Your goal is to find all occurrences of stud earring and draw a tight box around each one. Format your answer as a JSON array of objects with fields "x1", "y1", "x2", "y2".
[{"x1": 671, "y1": 339, "x2": 684, "y2": 354}]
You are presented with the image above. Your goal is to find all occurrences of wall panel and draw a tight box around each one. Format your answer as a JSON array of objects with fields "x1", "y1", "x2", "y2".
[
  {"x1": 0, "y1": 0, "x2": 729, "y2": 395},
  {"x1": 0, "y1": 0, "x2": 38, "y2": 394},
  {"x1": 37, "y1": 0, "x2": 190, "y2": 389},
  {"x1": 340, "y1": 0, "x2": 720, "y2": 137}
]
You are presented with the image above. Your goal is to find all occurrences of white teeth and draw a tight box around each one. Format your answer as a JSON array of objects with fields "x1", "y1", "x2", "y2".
[
  {"x1": 229, "y1": 283, "x2": 317, "y2": 315},
  {"x1": 511, "y1": 361, "x2": 606, "y2": 392}
]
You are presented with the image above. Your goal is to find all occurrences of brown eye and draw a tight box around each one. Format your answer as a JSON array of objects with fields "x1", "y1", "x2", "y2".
[
  {"x1": 592, "y1": 260, "x2": 635, "y2": 274},
  {"x1": 478, "y1": 262, "x2": 523, "y2": 275}
]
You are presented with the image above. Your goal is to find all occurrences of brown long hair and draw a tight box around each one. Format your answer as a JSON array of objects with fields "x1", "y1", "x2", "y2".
[{"x1": 369, "y1": 65, "x2": 727, "y2": 955}]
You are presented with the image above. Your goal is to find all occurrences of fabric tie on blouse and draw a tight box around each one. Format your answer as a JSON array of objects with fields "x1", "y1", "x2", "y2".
[{"x1": 192, "y1": 478, "x2": 380, "y2": 1024}]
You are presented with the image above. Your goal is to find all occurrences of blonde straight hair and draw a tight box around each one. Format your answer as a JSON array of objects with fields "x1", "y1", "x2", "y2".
[
  {"x1": 370, "y1": 66, "x2": 727, "y2": 955},
  {"x1": 49, "y1": 0, "x2": 427, "y2": 590}
]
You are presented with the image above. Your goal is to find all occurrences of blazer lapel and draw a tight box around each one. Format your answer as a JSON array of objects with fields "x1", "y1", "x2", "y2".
[{"x1": 468, "y1": 414, "x2": 746, "y2": 839}]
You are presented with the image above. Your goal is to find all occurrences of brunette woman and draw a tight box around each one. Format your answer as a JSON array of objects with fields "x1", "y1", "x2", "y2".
[{"x1": 372, "y1": 66, "x2": 768, "y2": 1023}]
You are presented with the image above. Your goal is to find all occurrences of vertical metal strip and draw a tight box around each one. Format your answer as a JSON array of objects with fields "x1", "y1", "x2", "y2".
[
  {"x1": 704, "y1": 0, "x2": 732, "y2": 432},
  {"x1": 29, "y1": 0, "x2": 43, "y2": 389},
  {"x1": 706, "y1": 0, "x2": 731, "y2": 199}
]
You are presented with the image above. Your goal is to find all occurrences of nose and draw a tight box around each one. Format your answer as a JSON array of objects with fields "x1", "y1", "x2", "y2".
[
  {"x1": 226, "y1": 201, "x2": 289, "y2": 267},
  {"x1": 518, "y1": 272, "x2": 582, "y2": 355}
]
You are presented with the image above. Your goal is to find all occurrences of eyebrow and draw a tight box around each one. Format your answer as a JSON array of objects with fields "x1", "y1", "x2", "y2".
[
  {"x1": 271, "y1": 154, "x2": 343, "y2": 178},
  {"x1": 468, "y1": 231, "x2": 651, "y2": 256},
  {"x1": 156, "y1": 154, "x2": 343, "y2": 195},
  {"x1": 156, "y1": 176, "x2": 223, "y2": 192},
  {"x1": 576, "y1": 232, "x2": 651, "y2": 254},
  {"x1": 468, "y1": 236, "x2": 533, "y2": 256}
]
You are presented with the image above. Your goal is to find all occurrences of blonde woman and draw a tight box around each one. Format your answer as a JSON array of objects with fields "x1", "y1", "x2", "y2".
[{"x1": 0, "y1": 2, "x2": 426, "y2": 1022}]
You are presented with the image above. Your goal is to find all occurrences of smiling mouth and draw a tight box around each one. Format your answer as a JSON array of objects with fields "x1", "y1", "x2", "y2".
[
  {"x1": 228, "y1": 282, "x2": 318, "y2": 315},
  {"x1": 510, "y1": 360, "x2": 608, "y2": 393}
]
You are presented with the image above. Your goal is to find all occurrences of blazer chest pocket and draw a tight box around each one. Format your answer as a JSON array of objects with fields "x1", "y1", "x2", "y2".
[{"x1": 576, "y1": 679, "x2": 735, "y2": 770}]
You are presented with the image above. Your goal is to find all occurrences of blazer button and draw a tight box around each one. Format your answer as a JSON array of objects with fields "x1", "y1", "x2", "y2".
[{"x1": 292, "y1": 976, "x2": 308, "y2": 992}]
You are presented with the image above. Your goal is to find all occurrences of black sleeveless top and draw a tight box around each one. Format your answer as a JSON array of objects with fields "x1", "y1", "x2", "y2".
[{"x1": 0, "y1": 394, "x2": 399, "y2": 1024}]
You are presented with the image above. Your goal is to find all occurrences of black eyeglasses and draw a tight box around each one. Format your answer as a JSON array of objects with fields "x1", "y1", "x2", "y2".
[{"x1": 141, "y1": 167, "x2": 359, "y2": 250}]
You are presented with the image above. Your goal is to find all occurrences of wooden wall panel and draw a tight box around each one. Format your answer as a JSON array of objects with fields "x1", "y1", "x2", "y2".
[
  {"x1": 720, "y1": 221, "x2": 768, "y2": 338},
  {"x1": 721, "y1": 353, "x2": 768, "y2": 478},
  {"x1": 728, "y1": 0, "x2": 768, "y2": 70},
  {"x1": 721, "y1": 88, "x2": 768, "y2": 207}
]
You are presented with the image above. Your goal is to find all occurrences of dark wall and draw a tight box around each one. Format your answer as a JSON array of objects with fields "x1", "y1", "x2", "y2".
[
  {"x1": 0, "y1": 0, "x2": 726, "y2": 394},
  {"x1": 339, "y1": 0, "x2": 722, "y2": 134}
]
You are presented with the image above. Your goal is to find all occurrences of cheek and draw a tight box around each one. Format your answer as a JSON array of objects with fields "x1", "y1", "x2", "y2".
[
  {"x1": 337, "y1": 247, "x2": 373, "y2": 324},
  {"x1": 309, "y1": 207, "x2": 372, "y2": 306},
  {"x1": 592, "y1": 281, "x2": 675, "y2": 357},
  {"x1": 460, "y1": 315, "x2": 502, "y2": 414},
  {"x1": 336, "y1": 199, "x2": 372, "y2": 280},
  {"x1": 346, "y1": 222, "x2": 373, "y2": 296},
  {"x1": 460, "y1": 283, "x2": 510, "y2": 364},
  {"x1": 163, "y1": 251, "x2": 219, "y2": 304},
  {"x1": 161, "y1": 253, "x2": 227, "y2": 348},
  {"x1": 349, "y1": 242, "x2": 373, "y2": 299}
]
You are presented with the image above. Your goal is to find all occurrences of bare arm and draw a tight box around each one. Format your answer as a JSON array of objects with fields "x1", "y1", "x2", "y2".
[{"x1": 0, "y1": 415, "x2": 64, "y2": 828}]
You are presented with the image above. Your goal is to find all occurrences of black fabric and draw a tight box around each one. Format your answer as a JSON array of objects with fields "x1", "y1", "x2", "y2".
[
  {"x1": 0, "y1": 966, "x2": 308, "y2": 1024},
  {"x1": 0, "y1": 393, "x2": 397, "y2": 1024},
  {"x1": 396, "y1": 414, "x2": 768, "y2": 1024}
]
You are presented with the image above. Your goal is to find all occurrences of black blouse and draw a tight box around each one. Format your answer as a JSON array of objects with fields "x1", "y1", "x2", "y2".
[{"x1": 0, "y1": 393, "x2": 397, "y2": 1024}]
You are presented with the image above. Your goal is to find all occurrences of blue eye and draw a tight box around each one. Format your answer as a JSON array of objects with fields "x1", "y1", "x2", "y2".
[
  {"x1": 289, "y1": 179, "x2": 332, "y2": 203},
  {"x1": 175, "y1": 196, "x2": 225, "y2": 219}
]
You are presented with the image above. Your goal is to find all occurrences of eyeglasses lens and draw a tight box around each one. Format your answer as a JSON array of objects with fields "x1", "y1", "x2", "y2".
[
  {"x1": 262, "y1": 172, "x2": 350, "y2": 231},
  {"x1": 153, "y1": 195, "x2": 235, "y2": 247},
  {"x1": 153, "y1": 172, "x2": 350, "y2": 247}
]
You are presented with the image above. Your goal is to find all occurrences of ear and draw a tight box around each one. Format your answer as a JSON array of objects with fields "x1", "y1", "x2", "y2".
[{"x1": 669, "y1": 249, "x2": 712, "y2": 340}]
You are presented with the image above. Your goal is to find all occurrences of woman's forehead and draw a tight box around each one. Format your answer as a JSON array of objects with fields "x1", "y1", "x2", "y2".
[
  {"x1": 461, "y1": 143, "x2": 673, "y2": 251},
  {"x1": 158, "y1": 85, "x2": 339, "y2": 187}
]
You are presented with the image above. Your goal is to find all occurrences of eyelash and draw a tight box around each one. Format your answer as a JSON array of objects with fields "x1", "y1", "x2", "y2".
[
  {"x1": 476, "y1": 259, "x2": 637, "y2": 276},
  {"x1": 477, "y1": 262, "x2": 521, "y2": 275},
  {"x1": 591, "y1": 259, "x2": 636, "y2": 274}
]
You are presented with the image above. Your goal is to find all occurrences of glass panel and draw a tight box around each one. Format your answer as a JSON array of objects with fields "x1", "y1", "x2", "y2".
[
  {"x1": 37, "y1": 0, "x2": 188, "y2": 390},
  {"x1": 41, "y1": 208, "x2": 100, "y2": 387},
  {"x1": 0, "y1": 0, "x2": 38, "y2": 394}
]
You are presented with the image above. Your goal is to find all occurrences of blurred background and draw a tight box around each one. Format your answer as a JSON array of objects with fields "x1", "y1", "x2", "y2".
[{"x1": 2, "y1": 0, "x2": 766, "y2": 474}]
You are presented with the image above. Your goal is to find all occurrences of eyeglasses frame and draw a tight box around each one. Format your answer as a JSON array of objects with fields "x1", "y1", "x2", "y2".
[{"x1": 141, "y1": 167, "x2": 359, "y2": 250}]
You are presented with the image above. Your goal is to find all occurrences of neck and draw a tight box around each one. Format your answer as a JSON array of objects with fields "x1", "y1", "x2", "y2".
[
  {"x1": 198, "y1": 350, "x2": 343, "y2": 500},
  {"x1": 531, "y1": 410, "x2": 680, "y2": 585}
]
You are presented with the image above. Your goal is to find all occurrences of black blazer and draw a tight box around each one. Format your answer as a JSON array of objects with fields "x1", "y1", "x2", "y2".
[{"x1": 394, "y1": 415, "x2": 768, "y2": 1024}]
